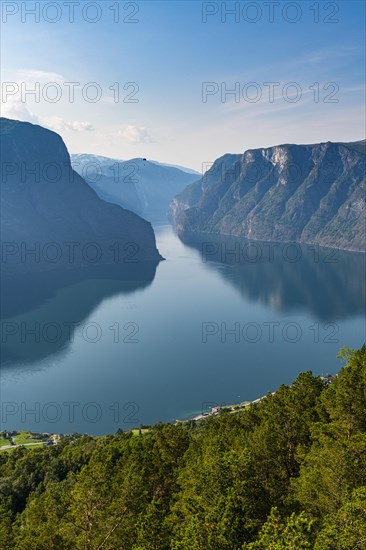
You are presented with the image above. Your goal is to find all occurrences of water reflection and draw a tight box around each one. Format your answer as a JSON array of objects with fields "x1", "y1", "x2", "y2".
[
  {"x1": 2, "y1": 229, "x2": 364, "y2": 373},
  {"x1": 1, "y1": 226, "x2": 364, "y2": 434},
  {"x1": 1, "y1": 263, "x2": 157, "y2": 367},
  {"x1": 179, "y1": 233, "x2": 366, "y2": 322}
]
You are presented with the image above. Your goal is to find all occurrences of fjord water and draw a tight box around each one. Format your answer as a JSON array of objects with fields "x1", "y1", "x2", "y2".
[{"x1": 1, "y1": 225, "x2": 365, "y2": 435}]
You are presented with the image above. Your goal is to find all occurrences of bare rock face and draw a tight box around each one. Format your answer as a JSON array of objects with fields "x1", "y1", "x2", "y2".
[
  {"x1": 0, "y1": 118, "x2": 163, "y2": 271},
  {"x1": 169, "y1": 141, "x2": 366, "y2": 252}
]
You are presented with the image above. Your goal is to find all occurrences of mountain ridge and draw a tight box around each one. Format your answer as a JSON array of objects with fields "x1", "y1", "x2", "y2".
[
  {"x1": 0, "y1": 118, "x2": 163, "y2": 271},
  {"x1": 169, "y1": 140, "x2": 366, "y2": 252}
]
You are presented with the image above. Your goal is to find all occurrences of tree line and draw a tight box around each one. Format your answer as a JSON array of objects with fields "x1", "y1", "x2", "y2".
[{"x1": 0, "y1": 346, "x2": 365, "y2": 549}]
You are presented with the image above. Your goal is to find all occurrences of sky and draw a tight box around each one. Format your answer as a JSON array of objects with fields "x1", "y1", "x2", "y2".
[{"x1": 1, "y1": 0, "x2": 365, "y2": 170}]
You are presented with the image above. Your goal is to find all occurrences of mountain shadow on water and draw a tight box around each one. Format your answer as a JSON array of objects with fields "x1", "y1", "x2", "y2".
[
  {"x1": 1, "y1": 261, "x2": 157, "y2": 367},
  {"x1": 179, "y1": 232, "x2": 366, "y2": 322}
]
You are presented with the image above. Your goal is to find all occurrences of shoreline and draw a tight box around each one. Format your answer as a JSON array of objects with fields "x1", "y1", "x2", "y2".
[
  {"x1": 176, "y1": 392, "x2": 276, "y2": 424},
  {"x1": 0, "y1": 396, "x2": 269, "y2": 451},
  {"x1": 1, "y1": 376, "x2": 335, "y2": 448}
]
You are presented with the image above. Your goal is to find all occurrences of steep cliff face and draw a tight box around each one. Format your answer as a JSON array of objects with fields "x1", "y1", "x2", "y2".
[
  {"x1": 169, "y1": 141, "x2": 366, "y2": 252},
  {"x1": 0, "y1": 118, "x2": 162, "y2": 270},
  {"x1": 168, "y1": 153, "x2": 241, "y2": 226}
]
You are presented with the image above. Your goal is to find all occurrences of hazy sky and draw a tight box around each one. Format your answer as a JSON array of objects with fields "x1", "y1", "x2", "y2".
[{"x1": 1, "y1": 0, "x2": 365, "y2": 170}]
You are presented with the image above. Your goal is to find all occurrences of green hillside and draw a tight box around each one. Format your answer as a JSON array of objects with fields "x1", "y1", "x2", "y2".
[{"x1": 1, "y1": 346, "x2": 365, "y2": 549}]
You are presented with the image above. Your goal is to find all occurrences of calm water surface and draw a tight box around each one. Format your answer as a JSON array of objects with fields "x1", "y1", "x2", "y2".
[{"x1": 1, "y1": 225, "x2": 365, "y2": 434}]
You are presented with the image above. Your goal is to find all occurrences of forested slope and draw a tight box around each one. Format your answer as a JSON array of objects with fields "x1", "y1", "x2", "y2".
[{"x1": 0, "y1": 346, "x2": 365, "y2": 549}]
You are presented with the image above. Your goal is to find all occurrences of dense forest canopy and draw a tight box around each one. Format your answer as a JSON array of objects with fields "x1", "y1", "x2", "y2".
[{"x1": 0, "y1": 346, "x2": 365, "y2": 549}]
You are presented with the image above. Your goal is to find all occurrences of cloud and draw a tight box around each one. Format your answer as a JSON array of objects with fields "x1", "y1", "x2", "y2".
[
  {"x1": 16, "y1": 69, "x2": 65, "y2": 83},
  {"x1": 119, "y1": 125, "x2": 153, "y2": 143},
  {"x1": 40, "y1": 116, "x2": 95, "y2": 132},
  {"x1": 1, "y1": 97, "x2": 39, "y2": 124},
  {"x1": 1, "y1": 100, "x2": 94, "y2": 133},
  {"x1": 68, "y1": 120, "x2": 95, "y2": 131},
  {"x1": 1, "y1": 69, "x2": 94, "y2": 133}
]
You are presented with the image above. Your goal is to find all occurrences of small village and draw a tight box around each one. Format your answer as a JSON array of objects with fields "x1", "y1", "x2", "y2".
[
  {"x1": 179, "y1": 374, "x2": 335, "y2": 424},
  {"x1": 0, "y1": 376, "x2": 336, "y2": 451},
  {"x1": 0, "y1": 430, "x2": 65, "y2": 451},
  {"x1": 179, "y1": 392, "x2": 277, "y2": 424}
]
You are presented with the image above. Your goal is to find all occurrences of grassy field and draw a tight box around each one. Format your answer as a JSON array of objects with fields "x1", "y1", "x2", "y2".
[
  {"x1": 131, "y1": 429, "x2": 150, "y2": 436},
  {"x1": 12, "y1": 432, "x2": 44, "y2": 445},
  {"x1": 0, "y1": 437, "x2": 11, "y2": 447}
]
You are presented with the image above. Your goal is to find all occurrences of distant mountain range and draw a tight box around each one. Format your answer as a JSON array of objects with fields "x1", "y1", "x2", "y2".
[
  {"x1": 169, "y1": 141, "x2": 366, "y2": 252},
  {"x1": 147, "y1": 160, "x2": 200, "y2": 175},
  {"x1": 0, "y1": 118, "x2": 162, "y2": 271},
  {"x1": 71, "y1": 154, "x2": 199, "y2": 222}
]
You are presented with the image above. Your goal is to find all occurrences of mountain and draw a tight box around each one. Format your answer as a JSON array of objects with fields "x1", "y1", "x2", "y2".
[
  {"x1": 149, "y1": 160, "x2": 200, "y2": 175},
  {"x1": 0, "y1": 118, "x2": 162, "y2": 271},
  {"x1": 71, "y1": 154, "x2": 199, "y2": 222},
  {"x1": 169, "y1": 141, "x2": 366, "y2": 252}
]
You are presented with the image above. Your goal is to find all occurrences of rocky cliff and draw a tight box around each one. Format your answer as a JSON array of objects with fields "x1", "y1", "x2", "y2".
[
  {"x1": 169, "y1": 141, "x2": 366, "y2": 252},
  {"x1": 0, "y1": 118, "x2": 162, "y2": 271}
]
